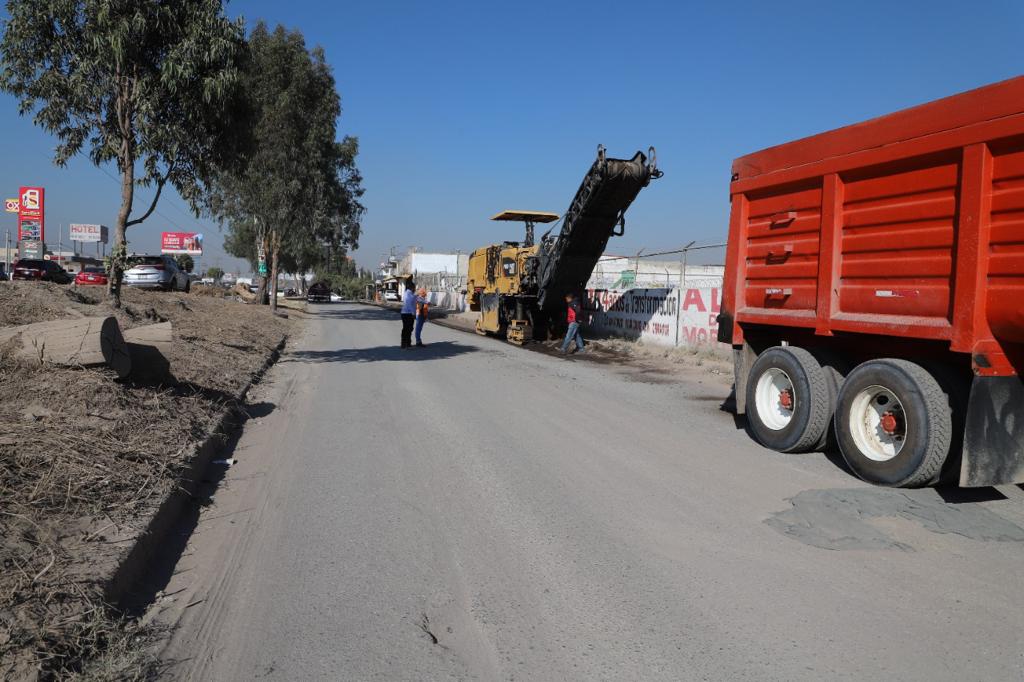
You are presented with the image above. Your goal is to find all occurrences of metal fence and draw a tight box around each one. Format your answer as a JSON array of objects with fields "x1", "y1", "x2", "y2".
[{"x1": 586, "y1": 243, "x2": 726, "y2": 290}]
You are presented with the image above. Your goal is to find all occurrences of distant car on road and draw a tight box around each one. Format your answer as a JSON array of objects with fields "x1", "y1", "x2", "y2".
[
  {"x1": 307, "y1": 281, "x2": 331, "y2": 303},
  {"x1": 383, "y1": 290, "x2": 400, "y2": 302},
  {"x1": 124, "y1": 254, "x2": 191, "y2": 292},
  {"x1": 75, "y1": 266, "x2": 109, "y2": 286},
  {"x1": 12, "y1": 259, "x2": 73, "y2": 284}
]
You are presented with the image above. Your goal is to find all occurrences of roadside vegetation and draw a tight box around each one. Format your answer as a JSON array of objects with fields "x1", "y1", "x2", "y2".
[
  {"x1": 0, "y1": 1, "x2": 363, "y2": 308},
  {"x1": 312, "y1": 256, "x2": 374, "y2": 300},
  {"x1": 0, "y1": 1, "x2": 245, "y2": 307},
  {"x1": 206, "y1": 21, "x2": 364, "y2": 309}
]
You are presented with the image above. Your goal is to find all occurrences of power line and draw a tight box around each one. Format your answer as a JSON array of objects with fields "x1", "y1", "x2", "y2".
[
  {"x1": 91, "y1": 162, "x2": 209, "y2": 232},
  {"x1": 599, "y1": 243, "x2": 727, "y2": 261}
]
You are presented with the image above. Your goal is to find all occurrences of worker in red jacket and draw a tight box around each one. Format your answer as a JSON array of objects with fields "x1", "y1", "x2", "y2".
[{"x1": 560, "y1": 292, "x2": 585, "y2": 354}]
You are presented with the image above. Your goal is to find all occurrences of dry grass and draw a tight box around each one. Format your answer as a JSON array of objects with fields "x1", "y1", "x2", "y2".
[
  {"x1": 188, "y1": 283, "x2": 229, "y2": 298},
  {"x1": 587, "y1": 336, "x2": 733, "y2": 378},
  {"x1": 0, "y1": 282, "x2": 290, "y2": 680}
]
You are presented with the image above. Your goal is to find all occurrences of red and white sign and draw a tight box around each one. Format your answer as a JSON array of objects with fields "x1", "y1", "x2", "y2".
[
  {"x1": 678, "y1": 286, "x2": 722, "y2": 347},
  {"x1": 18, "y1": 186, "x2": 44, "y2": 242},
  {"x1": 582, "y1": 286, "x2": 723, "y2": 348},
  {"x1": 160, "y1": 231, "x2": 203, "y2": 255}
]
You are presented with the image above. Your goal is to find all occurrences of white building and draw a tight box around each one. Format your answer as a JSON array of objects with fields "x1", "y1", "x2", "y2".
[{"x1": 398, "y1": 250, "x2": 468, "y2": 278}]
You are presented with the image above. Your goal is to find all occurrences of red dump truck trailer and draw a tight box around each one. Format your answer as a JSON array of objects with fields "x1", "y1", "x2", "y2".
[{"x1": 720, "y1": 77, "x2": 1024, "y2": 488}]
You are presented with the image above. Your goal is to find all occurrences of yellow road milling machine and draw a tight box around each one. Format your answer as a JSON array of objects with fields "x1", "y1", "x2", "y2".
[{"x1": 466, "y1": 145, "x2": 661, "y2": 344}]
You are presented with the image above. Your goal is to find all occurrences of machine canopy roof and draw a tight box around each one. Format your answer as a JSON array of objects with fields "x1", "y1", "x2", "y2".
[{"x1": 490, "y1": 210, "x2": 560, "y2": 223}]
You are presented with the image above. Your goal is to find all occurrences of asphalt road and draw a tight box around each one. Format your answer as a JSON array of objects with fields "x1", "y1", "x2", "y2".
[{"x1": 160, "y1": 303, "x2": 1024, "y2": 681}]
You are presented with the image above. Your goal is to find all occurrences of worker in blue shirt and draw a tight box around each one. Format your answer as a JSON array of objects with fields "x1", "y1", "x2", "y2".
[{"x1": 400, "y1": 278, "x2": 416, "y2": 348}]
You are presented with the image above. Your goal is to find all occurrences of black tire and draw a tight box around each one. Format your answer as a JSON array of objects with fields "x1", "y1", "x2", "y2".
[
  {"x1": 808, "y1": 350, "x2": 848, "y2": 451},
  {"x1": 834, "y1": 359, "x2": 951, "y2": 487},
  {"x1": 184, "y1": 278, "x2": 191, "y2": 293},
  {"x1": 745, "y1": 346, "x2": 832, "y2": 453},
  {"x1": 921, "y1": 362, "x2": 970, "y2": 485}
]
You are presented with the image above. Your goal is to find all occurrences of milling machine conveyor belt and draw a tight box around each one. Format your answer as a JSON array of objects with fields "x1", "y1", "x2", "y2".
[{"x1": 536, "y1": 146, "x2": 661, "y2": 310}]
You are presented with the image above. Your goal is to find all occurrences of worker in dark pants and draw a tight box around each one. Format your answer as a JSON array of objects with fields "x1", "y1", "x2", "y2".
[
  {"x1": 400, "y1": 277, "x2": 416, "y2": 348},
  {"x1": 414, "y1": 287, "x2": 429, "y2": 347},
  {"x1": 560, "y1": 292, "x2": 585, "y2": 354}
]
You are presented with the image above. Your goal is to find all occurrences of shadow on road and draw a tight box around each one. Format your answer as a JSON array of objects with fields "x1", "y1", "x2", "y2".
[
  {"x1": 286, "y1": 340, "x2": 479, "y2": 364},
  {"x1": 120, "y1": 401, "x2": 276, "y2": 618},
  {"x1": 308, "y1": 303, "x2": 454, "y2": 323},
  {"x1": 309, "y1": 305, "x2": 400, "y2": 322}
]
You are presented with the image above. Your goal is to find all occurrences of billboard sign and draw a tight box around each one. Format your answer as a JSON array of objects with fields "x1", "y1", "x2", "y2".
[
  {"x1": 18, "y1": 186, "x2": 44, "y2": 242},
  {"x1": 582, "y1": 286, "x2": 723, "y2": 348},
  {"x1": 19, "y1": 239, "x2": 43, "y2": 260},
  {"x1": 69, "y1": 223, "x2": 109, "y2": 243},
  {"x1": 583, "y1": 288, "x2": 679, "y2": 346},
  {"x1": 4, "y1": 198, "x2": 19, "y2": 213},
  {"x1": 160, "y1": 231, "x2": 203, "y2": 255}
]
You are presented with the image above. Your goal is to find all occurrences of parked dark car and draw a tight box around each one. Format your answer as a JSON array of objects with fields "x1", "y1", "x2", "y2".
[
  {"x1": 307, "y1": 281, "x2": 331, "y2": 303},
  {"x1": 12, "y1": 259, "x2": 73, "y2": 284},
  {"x1": 75, "y1": 266, "x2": 109, "y2": 286}
]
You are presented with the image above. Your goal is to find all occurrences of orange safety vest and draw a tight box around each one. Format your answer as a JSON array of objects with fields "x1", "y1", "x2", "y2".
[{"x1": 416, "y1": 300, "x2": 429, "y2": 317}]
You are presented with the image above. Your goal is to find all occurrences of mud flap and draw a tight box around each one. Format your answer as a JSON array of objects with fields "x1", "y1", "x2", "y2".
[
  {"x1": 732, "y1": 342, "x2": 757, "y2": 415},
  {"x1": 960, "y1": 375, "x2": 1024, "y2": 486}
]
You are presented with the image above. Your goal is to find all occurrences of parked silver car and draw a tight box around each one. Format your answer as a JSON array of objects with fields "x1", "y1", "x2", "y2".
[{"x1": 124, "y1": 255, "x2": 191, "y2": 292}]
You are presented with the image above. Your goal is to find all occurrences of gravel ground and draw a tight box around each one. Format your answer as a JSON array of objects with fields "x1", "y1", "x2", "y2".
[{"x1": 159, "y1": 303, "x2": 1024, "y2": 681}]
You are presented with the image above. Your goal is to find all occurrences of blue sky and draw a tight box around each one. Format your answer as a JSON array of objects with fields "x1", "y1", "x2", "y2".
[{"x1": 1, "y1": 1, "x2": 1021, "y2": 273}]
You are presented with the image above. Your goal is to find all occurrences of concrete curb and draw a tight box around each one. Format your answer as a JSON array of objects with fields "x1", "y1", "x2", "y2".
[{"x1": 103, "y1": 336, "x2": 288, "y2": 611}]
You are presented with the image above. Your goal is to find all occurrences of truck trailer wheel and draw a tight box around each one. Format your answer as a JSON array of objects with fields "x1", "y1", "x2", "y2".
[
  {"x1": 834, "y1": 359, "x2": 951, "y2": 487},
  {"x1": 745, "y1": 346, "x2": 832, "y2": 453},
  {"x1": 808, "y1": 350, "x2": 848, "y2": 451}
]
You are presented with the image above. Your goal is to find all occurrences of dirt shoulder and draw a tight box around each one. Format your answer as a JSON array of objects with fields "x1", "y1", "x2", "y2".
[
  {"x1": 375, "y1": 303, "x2": 734, "y2": 388},
  {"x1": 0, "y1": 282, "x2": 292, "y2": 680}
]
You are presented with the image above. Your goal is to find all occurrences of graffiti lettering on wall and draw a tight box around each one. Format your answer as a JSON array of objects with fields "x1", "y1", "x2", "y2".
[{"x1": 583, "y1": 287, "x2": 722, "y2": 348}]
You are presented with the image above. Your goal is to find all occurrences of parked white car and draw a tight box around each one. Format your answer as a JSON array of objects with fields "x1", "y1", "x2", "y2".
[{"x1": 124, "y1": 255, "x2": 191, "y2": 292}]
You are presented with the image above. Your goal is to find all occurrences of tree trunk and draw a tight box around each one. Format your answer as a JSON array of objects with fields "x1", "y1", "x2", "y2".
[
  {"x1": 109, "y1": 155, "x2": 135, "y2": 308},
  {"x1": 108, "y1": 71, "x2": 136, "y2": 309},
  {"x1": 270, "y1": 229, "x2": 280, "y2": 312},
  {"x1": 123, "y1": 322, "x2": 174, "y2": 383},
  {"x1": 255, "y1": 232, "x2": 269, "y2": 305},
  {"x1": 0, "y1": 316, "x2": 132, "y2": 378}
]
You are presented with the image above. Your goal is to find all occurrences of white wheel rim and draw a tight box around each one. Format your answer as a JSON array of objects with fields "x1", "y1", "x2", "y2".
[
  {"x1": 755, "y1": 367, "x2": 795, "y2": 430},
  {"x1": 848, "y1": 385, "x2": 907, "y2": 462}
]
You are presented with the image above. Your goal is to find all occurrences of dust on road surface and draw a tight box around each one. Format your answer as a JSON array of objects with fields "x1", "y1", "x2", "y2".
[{"x1": 155, "y1": 303, "x2": 1024, "y2": 681}]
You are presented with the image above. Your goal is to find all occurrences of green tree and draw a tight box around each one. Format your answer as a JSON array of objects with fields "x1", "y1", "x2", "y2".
[
  {"x1": 0, "y1": 0, "x2": 245, "y2": 306},
  {"x1": 207, "y1": 266, "x2": 224, "y2": 282},
  {"x1": 175, "y1": 253, "x2": 195, "y2": 273},
  {"x1": 208, "y1": 22, "x2": 363, "y2": 310}
]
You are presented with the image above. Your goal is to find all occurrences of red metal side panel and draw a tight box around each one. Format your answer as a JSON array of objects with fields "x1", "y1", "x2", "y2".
[
  {"x1": 835, "y1": 153, "x2": 960, "y2": 335},
  {"x1": 740, "y1": 182, "x2": 821, "y2": 325},
  {"x1": 988, "y1": 138, "x2": 1024, "y2": 344},
  {"x1": 726, "y1": 77, "x2": 1024, "y2": 372}
]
